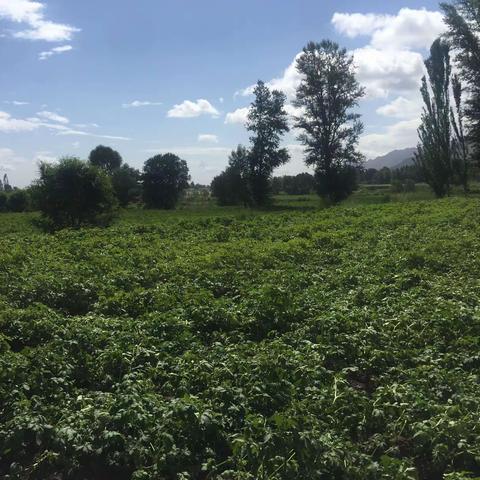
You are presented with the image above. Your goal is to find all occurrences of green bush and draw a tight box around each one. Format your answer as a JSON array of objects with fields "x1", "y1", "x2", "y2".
[
  {"x1": 33, "y1": 156, "x2": 117, "y2": 229},
  {"x1": 6, "y1": 189, "x2": 29, "y2": 212}
]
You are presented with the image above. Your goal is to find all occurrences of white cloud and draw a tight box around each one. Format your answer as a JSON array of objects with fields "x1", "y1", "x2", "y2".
[
  {"x1": 376, "y1": 96, "x2": 422, "y2": 119},
  {"x1": 353, "y1": 46, "x2": 424, "y2": 98},
  {"x1": 331, "y1": 9, "x2": 447, "y2": 99},
  {"x1": 359, "y1": 118, "x2": 420, "y2": 159},
  {"x1": 332, "y1": 9, "x2": 445, "y2": 50},
  {"x1": 225, "y1": 107, "x2": 250, "y2": 125},
  {"x1": 37, "y1": 110, "x2": 69, "y2": 124},
  {"x1": 198, "y1": 134, "x2": 219, "y2": 143},
  {"x1": 56, "y1": 129, "x2": 131, "y2": 141},
  {"x1": 237, "y1": 53, "x2": 302, "y2": 101},
  {"x1": 0, "y1": 0, "x2": 80, "y2": 42},
  {"x1": 0, "y1": 147, "x2": 24, "y2": 171},
  {"x1": 144, "y1": 147, "x2": 230, "y2": 156},
  {"x1": 167, "y1": 99, "x2": 219, "y2": 118},
  {"x1": 73, "y1": 123, "x2": 99, "y2": 128},
  {"x1": 332, "y1": 12, "x2": 391, "y2": 38},
  {"x1": 4, "y1": 100, "x2": 29, "y2": 106},
  {"x1": 39, "y1": 44, "x2": 72, "y2": 60},
  {"x1": 370, "y1": 9, "x2": 446, "y2": 51},
  {"x1": 34, "y1": 151, "x2": 57, "y2": 163},
  {"x1": 0, "y1": 111, "x2": 38, "y2": 132},
  {"x1": 122, "y1": 100, "x2": 163, "y2": 108},
  {"x1": 0, "y1": 110, "x2": 128, "y2": 140}
]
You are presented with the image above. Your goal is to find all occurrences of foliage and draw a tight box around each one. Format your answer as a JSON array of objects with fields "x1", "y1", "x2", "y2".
[
  {"x1": 211, "y1": 146, "x2": 250, "y2": 206},
  {"x1": 271, "y1": 173, "x2": 315, "y2": 195},
  {"x1": 112, "y1": 164, "x2": 141, "y2": 207},
  {"x1": 142, "y1": 153, "x2": 190, "y2": 209},
  {"x1": 6, "y1": 189, "x2": 29, "y2": 212},
  {"x1": 246, "y1": 81, "x2": 290, "y2": 205},
  {"x1": 89, "y1": 145, "x2": 123, "y2": 174},
  {"x1": 415, "y1": 39, "x2": 457, "y2": 197},
  {"x1": 1, "y1": 198, "x2": 480, "y2": 478},
  {"x1": 294, "y1": 40, "x2": 365, "y2": 202},
  {"x1": 441, "y1": 0, "x2": 480, "y2": 161},
  {"x1": 33, "y1": 157, "x2": 118, "y2": 229},
  {"x1": 0, "y1": 191, "x2": 7, "y2": 211}
]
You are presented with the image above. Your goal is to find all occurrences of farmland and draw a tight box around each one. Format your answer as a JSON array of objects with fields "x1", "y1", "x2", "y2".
[{"x1": 1, "y1": 195, "x2": 480, "y2": 479}]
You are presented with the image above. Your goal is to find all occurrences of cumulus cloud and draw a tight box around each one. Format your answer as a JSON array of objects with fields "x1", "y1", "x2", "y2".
[
  {"x1": 332, "y1": 12, "x2": 391, "y2": 38},
  {"x1": 167, "y1": 99, "x2": 219, "y2": 118},
  {"x1": 0, "y1": 0, "x2": 80, "y2": 42},
  {"x1": 359, "y1": 118, "x2": 420, "y2": 159},
  {"x1": 224, "y1": 107, "x2": 250, "y2": 125},
  {"x1": 37, "y1": 110, "x2": 69, "y2": 124},
  {"x1": 38, "y1": 44, "x2": 72, "y2": 60},
  {"x1": 376, "y1": 96, "x2": 423, "y2": 119},
  {"x1": 332, "y1": 9, "x2": 447, "y2": 99},
  {"x1": 332, "y1": 9, "x2": 445, "y2": 50},
  {"x1": 352, "y1": 46, "x2": 424, "y2": 98},
  {"x1": 198, "y1": 134, "x2": 219, "y2": 143},
  {"x1": 122, "y1": 100, "x2": 163, "y2": 108}
]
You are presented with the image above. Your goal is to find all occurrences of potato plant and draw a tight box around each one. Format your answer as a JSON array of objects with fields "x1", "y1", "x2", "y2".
[{"x1": 1, "y1": 198, "x2": 480, "y2": 479}]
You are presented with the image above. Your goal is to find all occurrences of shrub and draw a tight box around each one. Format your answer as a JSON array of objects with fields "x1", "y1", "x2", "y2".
[
  {"x1": 33, "y1": 157, "x2": 117, "y2": 229},
  {"x1": 7, "y1": 189, "x2": 29, "y2": 212},
  {"x1": 0, "y1": 192, "x2": 7, "y2": 212},
  {"x1": 112, "y1": 164, "x2": 141, "y2": 207}
]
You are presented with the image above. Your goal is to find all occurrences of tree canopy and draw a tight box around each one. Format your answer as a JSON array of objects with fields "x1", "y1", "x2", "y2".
[
  {"x1": 294, "y1": 40, "x2": 365, "y2": 202},
  {"x1": 89, "y1": 145, "x2": 123, "y2": 174},
  {"x1": 142, "y1": 153, "x2": 190, "y2": 209}
]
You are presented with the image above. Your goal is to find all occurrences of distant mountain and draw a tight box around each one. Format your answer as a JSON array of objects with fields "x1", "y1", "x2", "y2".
[{"x1": 366, "y1": 147, "x2": 417, "y2": 170}]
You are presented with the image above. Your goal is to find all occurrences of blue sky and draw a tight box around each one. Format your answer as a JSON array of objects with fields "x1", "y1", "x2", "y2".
[{"x1": 0, "y1": 0, "x2": 445, "y2": 186}]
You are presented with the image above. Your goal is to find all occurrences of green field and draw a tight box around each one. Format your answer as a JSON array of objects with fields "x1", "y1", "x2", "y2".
[{"x1": 1, "y1": 195, "x2": 480, "y2": 479}]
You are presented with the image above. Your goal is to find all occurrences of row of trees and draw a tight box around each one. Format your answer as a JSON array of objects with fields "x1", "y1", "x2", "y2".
[
  {"x1": 415, "y1": 0, "x2": 479, "y2": 197},
  {"x1": 212, "y1": 40, "x2": 364, "y2": 206},
  {"x1": 30, "y1": 147, "x2": 190, "y2": 228},
  {"x1": 212, "y1": 0, "x2": 480, "y2": 204}
]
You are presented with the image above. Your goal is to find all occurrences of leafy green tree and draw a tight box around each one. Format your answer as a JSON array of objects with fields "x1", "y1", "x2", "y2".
[
  {"x1": 246, "y1": 81, "x2": 290, "y2": 205},
  {"x1": 89, "y1": 145, "x2": 123, "y2": 174},
  {"x1": 441, "y1": 0, "x2": 480, "y2": 162},
  {"x1": 294, "y1": 40, "x2": 365, "y2": 203},
  {"x1": 415, "y1": 39, "x2": 458, "y2": 197},
  {"x1": 142, "y1": 153, "x2": 190, "y2": 209},
  {"x1": 451, "y1": 74, "x2": 470, "y2": 192},
  {"x1": 33, "y1": 157, "x2": 117, "y2": 229},
  {"x1": 211, "y1": 146, "x2": 250, "y2": 206},
  {"x1": 7, "y1": 190, "x2": 29, "y2": 212},
  {"x1": 112, "y1": 164, "x2": 141, "y2": 207}
]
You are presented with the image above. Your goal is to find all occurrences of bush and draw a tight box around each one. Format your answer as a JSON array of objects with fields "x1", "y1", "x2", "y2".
[
  {"x1": 315, "y1": 165, "x2": 358, "y2": 203},
  {"x1": 0, "y1": 192, "x2": 7, "y2": 212},
  {"x1": 7, "y1": 190, "x2": 29, "y2": 212},
  {"x1": 112, "y1": 164, "x2": 141, "y2": 207},
  {"x1": 142, "y1": 153, "x2": 190, "y2": 209},
  {"x1": 33, "y1": 157, "x2": 117, "y2": 229}
]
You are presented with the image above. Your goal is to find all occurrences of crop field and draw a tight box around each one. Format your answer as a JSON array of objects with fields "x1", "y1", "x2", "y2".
[{"x1": 1, "y1": 197, "x2": 480, "y2": 479}]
